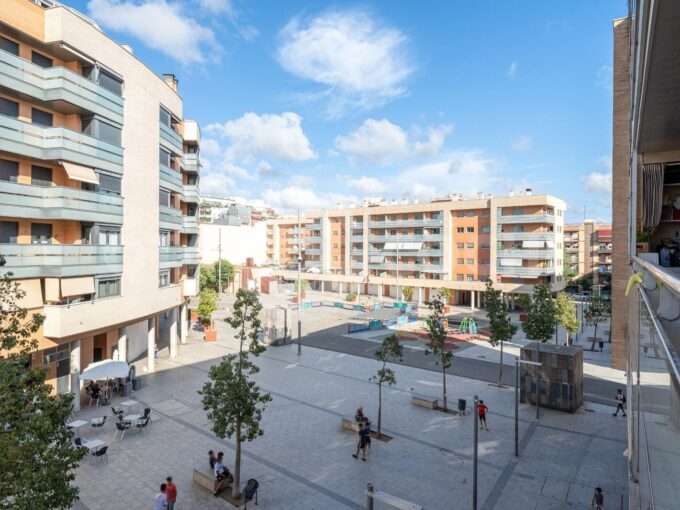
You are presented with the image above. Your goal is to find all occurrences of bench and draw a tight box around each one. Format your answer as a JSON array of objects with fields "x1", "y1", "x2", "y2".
[
  {"x1": 192, "y1": 467, "x2": 233, "y2": 500},
  {"x1": 411, "y1": 395, "x2": 438, "y2": 409},
  {"x1": 341, "y1": 417, "x2": 365, "y2": 432}
]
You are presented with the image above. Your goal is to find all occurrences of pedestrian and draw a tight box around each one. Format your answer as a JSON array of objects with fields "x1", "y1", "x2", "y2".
[
  {"x1": 352, "y1": 423, "x2": 369, "y2": 461},
  {"x1": 590, "y1": 487, "x2": 604, "y2": 509},
  {"x1": 613, "y1": 388, "x2": 627, "y2": 416},
  {"x1": 165, "y1": 477, "x2": 177, "y2": 510},
  {"x1": 154, "y1": 483, "x2": 167, "y2": 510},
  {"x1": 154, "y1": 343, "x2": 159, "y2": 363},
  {"x1": 478, "y1": 399, "x2": 489, "y2": 431}
]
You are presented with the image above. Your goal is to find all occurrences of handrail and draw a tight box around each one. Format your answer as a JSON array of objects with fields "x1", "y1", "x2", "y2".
[
  {"x1": 633, "y1": 255, "x2": 680, "y2": 298},
  {"x1": 638, "y1": 285, "x2": 680, "y2": 384}
]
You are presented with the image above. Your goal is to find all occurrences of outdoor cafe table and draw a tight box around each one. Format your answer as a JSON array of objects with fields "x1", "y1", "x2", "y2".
[
  {"x1": 66, "y1": 419, "x2": 88, "y2": 438},
  {"x1": 122, "y1": 414, "x2": 140, "y2": 424},
  {"x1": 81, "y1": 439, "x2": 106, "y2": 451},
  {"x1": 120, "y1": 399, "x2": 139, "y2": 412}
]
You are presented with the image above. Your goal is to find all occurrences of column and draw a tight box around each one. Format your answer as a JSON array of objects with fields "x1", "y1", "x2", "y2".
[
  {"x1": 180, "y1": 302, "x2": 188, "y2": 345},
  {"x1": 118, "y1": 327, "x2": 127, "y2": 362},
  {"x1": 356, "y1": 283, "x2": 360, "y2": 295},
  {"x1": 70, "y1": 340, "x2": 81, "y2": 411},
  {"x1": 321, "y1": 281, "x2": 325, "y2": 294},
  {"x1": 378, "y1": 285, "x2": 382, "y2": 300},
  {"x1": 418, "y1": 288, "x2": 423, "y2": 305},
  {"x1": 147, "y1": 318, "x2": 155, "y2": 373},
  {"x1": 339, "y1": 282, "x2": 344, "y2": 294},
  {"x1": 169, "y1": 307, "x2": 178, "y2": 359},
  {"x1": 470, "y1": 290, "x2": 476, "y2": 311}
]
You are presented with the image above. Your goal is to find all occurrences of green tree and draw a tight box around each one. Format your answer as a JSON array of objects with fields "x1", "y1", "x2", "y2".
[
  {"x1": 200, "y1": 260, "x2": 235, "y2": 292},
  {"x1": 484, "y1": 280, "x2": 517, "y2": 386},
  {"x1": 214, "y1": 259, "x2": 235, "y2": 291},
  {"x1": 584, "y1": 296, "x2": 610, "y2": 351},
  {"x1": 197, "y1": 288, "x2": 218, "y2": 327},
  {"x1": 522, "y1": 283, "x2": 557, "y2": 343},
  {"x1": 555, "y1": 293, "x2": 580, "y2": 345},
  {"x1": 401, "y1": 286, "x2": 414, "y2": 302},
  {"x1": 199, "y1": 264, "x2": 217, "y2": 291},
  {"x1": 0, "y1": 262, "x2": 86, "y2": 509},
  {"x1": 562, "y1": 249, "x2": 578, "y2": 283},
  {"x1": 438, "y1": 288, "x2": 452, "y2": 304},
  {"x1": 293, "y1": 279, "x2": 309, "y2": 293},
  {"x1": 199, "y1": 289, "x2": 272, "y2": 499},
  {"x1": 370, "y1": 334, "x2": 403, "y2": 438},
  {"x1": 424, "y1": 296, "x2": 453, "y2": 411}
]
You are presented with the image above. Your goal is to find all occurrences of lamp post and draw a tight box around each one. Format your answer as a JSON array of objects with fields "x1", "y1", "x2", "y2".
[
  {"x1": 514, "y1": 358, "x2": 542, "y2": 457},
  {"x1": 297, "y1": 208, "x2": 302, "y2": 356},
  {"x1": 473, "y1": 394, "x2": 479, "y2": 510}
]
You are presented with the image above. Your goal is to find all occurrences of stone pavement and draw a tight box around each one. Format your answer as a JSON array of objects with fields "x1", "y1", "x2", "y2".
[{"x1": 71, "y1": 316, "x2": 628, "y2": 510}]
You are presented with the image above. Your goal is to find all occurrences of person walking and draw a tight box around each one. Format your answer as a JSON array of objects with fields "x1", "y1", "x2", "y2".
[
  {"x1": 352, "y1": 423, "x2": 369, "y2": 461},
  {"x1": 590, "y1": 487, "x2": 604, "y2": 509},
  {"x1": 613, "y1": 388, "x2": 627, "y2": 416},
  {"x1": 154, "y1": 343, "x2": 159, "y2": 363},
  {"x1": 165, "y1": 477, "x2": 177, "y2": 510},
  {"x1": 478, "y1": 399, "x2": 489, "y2": 431},
  {"x1": 154, "y1": 483, "x2": 168, "y2": 510}
]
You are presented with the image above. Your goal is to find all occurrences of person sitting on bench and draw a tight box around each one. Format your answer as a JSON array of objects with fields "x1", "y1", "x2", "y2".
[
  {"x1": 355, "y1": 407, "x2": 370, "y2": 427},
  {"x1": 213, "y1": 452, "x2": 234, "y2": 496}
]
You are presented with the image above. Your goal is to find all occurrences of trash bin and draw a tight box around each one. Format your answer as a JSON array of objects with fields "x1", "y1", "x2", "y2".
[
  {"x1": 122, "y1": 381, "x2": 131, "y2": 397},
  {"x1": 132, "y1": 378, "x2": 141, "y2": 391},
  {"x1": 458, "y1": 399, "x2": 467, "y2": 415}
]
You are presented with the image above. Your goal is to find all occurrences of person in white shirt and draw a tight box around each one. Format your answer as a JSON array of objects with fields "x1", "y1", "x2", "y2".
[
  {"x1": 154, "y1": 483, "x2": 167, "y2": 510},
  {"x1": 212, "y1": 452, "x2": 233, "y2": 496}
]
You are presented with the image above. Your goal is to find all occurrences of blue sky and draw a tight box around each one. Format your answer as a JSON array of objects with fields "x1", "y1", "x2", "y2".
[{"x1": 71, "y1": 0, "x2": 626, "y2": 222}]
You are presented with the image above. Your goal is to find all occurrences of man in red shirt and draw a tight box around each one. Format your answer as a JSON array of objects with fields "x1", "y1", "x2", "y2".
[
  {"x1": 477, "y1": 400, "x2": 489, "y2": 431},
  {"x1": 165, "y1": 476, "x2": 177, "y2": 510}
]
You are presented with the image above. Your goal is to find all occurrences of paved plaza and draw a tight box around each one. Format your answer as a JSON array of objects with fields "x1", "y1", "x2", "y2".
[{"x1": 71, "y1": 303, "x2": 629, "y2": 510}]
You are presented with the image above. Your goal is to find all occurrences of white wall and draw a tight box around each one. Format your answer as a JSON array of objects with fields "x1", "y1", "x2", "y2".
[
  {"x1": 126, "y1": 319, "x2": 149, "y2": 362},
  {"x1": 199, "y1": 223, "x2": 267, "y2": 265}
]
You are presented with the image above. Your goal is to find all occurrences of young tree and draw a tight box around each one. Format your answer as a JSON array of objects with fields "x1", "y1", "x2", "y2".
[
  {"x1": 293, "y1": 279, "x2": 309, "y2": 293},
  {"x1": 401, "y1": 286, "x2": 414, "y2": 302},
  {"x1": 584, "y1": 296, "x2": 610, "y2": 351},
  {"x1": 424, "y1": 296, "x2": 453, "y2": 411},
  {"x1": 0, "y1": 261, "x2": 86, "y2": 509},
  {"x1": 199, "y1": 289, "x2": 272, "y2": 499},
  {"x1": 214, "y1": 259, "x2": 235, "y2": 291},
  {"x1": 439, "y1": 288, "x2": 452, "y2": 304},
  {"x1": 197, "y1": 288, "x2": 218, "y2": 327},
  {"x1": 370, "y1": 334, "x2": 403, "y2": 438},
  {"x1": 484, "y1": 280, "x2": 517, "y2": 386},
  {"x1": 522, "y1": 283, "x2": 557, "y2": 378},
  {"x1": 562, "y1": 249, "x2": 578, "y2": 283},
  {"x1": 555, "y1": 293, "x2": 580, "y2": 345}
]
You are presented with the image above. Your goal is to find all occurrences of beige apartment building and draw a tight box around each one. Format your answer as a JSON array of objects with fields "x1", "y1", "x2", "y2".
[
  {"x1": 612, "y1": 3, "x2": 680, "y2": 508},
  {"x1": 267, "y1": 192, "x2": 566, "y2": 304},
  {"x1": 564, "y1": 220, "x2": 612, "y2": 278},
  {"x1": 0, "y1": 0, "x2": 200, "y2": 407}
]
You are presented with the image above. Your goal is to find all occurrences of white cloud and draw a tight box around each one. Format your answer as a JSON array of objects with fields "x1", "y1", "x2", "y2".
[
  {"x1": 597, "y1": 65, "x2": 613, "y2": 92},
  {"x1": 256, "y1": 161, "x2": 281, "y2": 179},
  {"x1": 596, "y1": 155, "x2": 612, "y2": 170},
  {"x1": 262, "y1": 186, "x2": 324, "y2": 210},
  {"x1": 206, "y1": 112, "x2": 316, "y2": 163},
  {"x1": 507, "y1": 61, "x2": 518, "y2": 77},
  {"x1": 277, "y1": 9, "x2": 413, "y2": 117},
  {"x1": 511, "y1": 136, "x2": 534, "y2": 151},
  {"x1": 87, "y1": 0, "x2": 217, "y2": 65},
  {"x1": 200, "y1": 138, "x2": 221, "y2": 158},
  {"x1": 414, "y1": 124, "x2": 454, "y2": 156},
  {"x1": 197, "y1": 0, "x2": 232, "y2": 14},
  {"x1": 346, "y1": 176, "x2": 386, "y2": 194},
  {"x1": 583, "y1": 172, "x2": 612, "y2": 193},
  {"x1": 199, "y1": 171, "x2": 236, "y2": 197},
  {"x1": 197, "y1": 0, "x2": 259, "y2": 41}
]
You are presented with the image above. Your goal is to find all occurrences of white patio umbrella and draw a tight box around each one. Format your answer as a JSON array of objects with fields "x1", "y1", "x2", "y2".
[{"x1": 80, "y1": 360, "x2": 129, "y2": 381}]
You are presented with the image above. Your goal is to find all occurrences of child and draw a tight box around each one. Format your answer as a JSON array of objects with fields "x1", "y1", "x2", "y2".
[{"x1": 478, "y1": 400, "x2": 489, "y2": 431}]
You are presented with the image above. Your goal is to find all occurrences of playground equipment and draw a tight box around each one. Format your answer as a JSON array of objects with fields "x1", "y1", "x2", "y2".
[{"x1": 460, "y1": 316, "x2": 478, "y2": 334}]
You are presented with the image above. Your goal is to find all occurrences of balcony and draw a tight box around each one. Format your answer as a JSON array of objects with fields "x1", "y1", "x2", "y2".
[
  {"x1": 183, "y1": 153, "x2": 200, "y2": 172},
  {"x1": 370, "y1": 248, "x2": 443, "y2": 257},
  {"x1": 160, "y1": 164, "x2": 183, "y2": 194},
  {"x1": 350, "y1": 261, "x2": 363, "y2": 269},
  {"x1": 183, "y1": 277, "x2": 199, "y2": 297},
  {"x1": 287, "y1": 237, "x2": 302, "y2": 245},
  {"x1": 0, "y1": 181, "x2": 123, "y2": 224},
  {"x1": 0, "y1": 49, "x2": 124, "y2": 124},
  {"x1": 350, "y1": 235, "x2": 364, "y2": 242},
  {"x1": 497, "y1": 214, "x2": 555, "y2": 224},
  {"x1": 182, "y1": 215, "x2": 199, "y2": 234},
  {"x1": 305, "y1": 248, "x2": 322, "y2": 255},
  {"x1": 160, "y1": 246, "x2": 183, "y2": 269},
  {"x1": 183, "y1": 247, "x2": 200, "y2": 265},
  {"x1": 160, "y1": 123, "x2": 183, "y2": 155},
  {"x1": 1, "y1": 243, "x2": 123, "y2": 278},
  {"x1": 0, "y1": 114, "x2": 123, "y2": 174},
  {"x1": 497, "y1": 249, "x2": 555, "y2": 260},
  {"x1": 351, "y1": 222, "x2": 364, "y2": 228},
  {"x1": 496, "y1": 266, "x2": 555, "y2": 277},
  {"x1": 306, "y1": 223, "x2": 322, "y2": 230},
  {"x1": 496, "y1": 232, "x2": 554, "y2": 241},
  {"x1": 369, "y1": 234, "x2": 444, "y2": 242},
  {"x1": 159, "y1": 205, "x2": 182, "y2": 230},
  {"x1": 183, "y1": 184, "x2": 199, "y2": 203},
  {"x1": 305, "y1": 235, "x2": 322, "y2": 243},
  {"x1": 304, "y1": 260, "x2": 322, "y2": 268},
  {"x1": 369, "y1": 218, "x2": 443, "y2": 228},
  {"x1": 369, "y1": 262, "x2": 446, "y2": 273}
]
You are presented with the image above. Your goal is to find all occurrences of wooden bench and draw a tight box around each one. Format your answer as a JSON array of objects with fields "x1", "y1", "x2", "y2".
[
  {"x1": 411, "y1": 395, "x2": 438, "y2": 409},
  {"x1": 341, "y1": 417, "x2": 364, "y2": 432},
  {"x1": 192, "y1": 467, "x2": 234, "y2": 501}
]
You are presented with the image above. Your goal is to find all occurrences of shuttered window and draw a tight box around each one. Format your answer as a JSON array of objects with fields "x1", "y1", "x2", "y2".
[
  {"x1": 98, "y1": 172, "x2": 121, "y2": 194},
  {"x1": 0, "y1": 97, "x2": 18, "y2": 117},
  {"x1": 31, "y1": 165, "x2": 52, "y2": 187},
  {"x1": 31, "y1": 108, "x2": 53, "y2": 127},
  {"x1": 159, "y1": 189, "x2": 170, "y2": 207},
  {"x1": 0, "y1": 221, "x2": 18, "y2": 243},
  {"x1": 0, "y1": 159, "x2": 19, "y2": 182},
  {"x1": 0, "y1": 36, "x2": 19, "y2": 55}
]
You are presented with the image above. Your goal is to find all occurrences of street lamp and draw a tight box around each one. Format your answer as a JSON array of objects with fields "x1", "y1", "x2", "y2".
[
  {"x1": 472, "y1": 394, "x2": 479, "y2": 510},
  {"x1": 514, "y1": 358, "x2": 542, "y2": 457},
  {"x1": 296, "y1": 208, "x2": 302, "y2": 357},
  {"x1": 276, "y1": 305, "x2": 288, "y2": 344}
]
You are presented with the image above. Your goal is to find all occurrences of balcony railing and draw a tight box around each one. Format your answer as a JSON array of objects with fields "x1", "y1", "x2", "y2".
[
  {"x1": 159, "y1": 205, "x2": 182, "y2": 230},
  {"x1": 306, "y1": 223, "x2": 322, "y2": 230},
  {"x1": 0, "y1": 181, "x2": 123, "y2": 224},
  {"x1": 183, "y1": 184, "x2": 200, "y2": 203},
  {"x1": 305, "y1": 248, "x2": 321, "y2": 255},
  {"x1": 349, "y1": 261, "x2": 363, "y2": 269},
  {"x1": 496, "y1": 265, "x2": 555, "y2": 277},
  {"x1": 159, "y1": 246, "x2": 183, "y2": 268},
  {"x1": 369, "y1": 234, "x2": 444, "y2": 242},
  {"x1": 183, "y1": 153, "x2": 200, "y2": 172},
  {"x1": 368, "y1": 262, "x2": 445, "y2": 272},
  {"x1": 0, "y1": 114, "x2": 123, "y2": 174},
  {"x1": 369, "y1": 218, "x2": 443, "y2": 228},
  {"x1": 0, "y1": 243, "x2": 123, "y2": 278},
  {"x1": 183, "y1": 246, "x2": 200, "y2": 264},
  {"x1": 497, "y1": 214, "x2": 555, "y2": 224},
  {"x1": 369, "y1": 249, "x2": 443, "y2": 257},
  {"x1": 496, "y1": 232, "x2": 554, "y2": 241},
  {"x1": 160, "y1": 122, "x2": 183, "y2": 155},
  {"x1": 497, "y1": 249, "x2": 555, "y2": 260},
  {"x1": 182, "y1": 215, "x2": 199, "y2": 233},
  {"x1": 0, "y1": 49, "x2": 123, "y2": 123},
  {"x1": 160, "y1": 163, "x2": 183, "y2": 194},
  {"x1": 305, "y1": 235, "x2": 322, "y2": 243},
  {"x1": 350, "y1": 235, "x2": 364, "y2": 242}
]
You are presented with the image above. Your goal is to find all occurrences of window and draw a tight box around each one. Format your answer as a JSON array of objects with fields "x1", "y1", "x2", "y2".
[
  {"x1": 467, "y1": 227, "x2": 475, "y2": 233},
  {"x1": 0, "y1": 221, "x2": 18, "y2": 243},
  {"x1": 31, "y1": 223, "x2": 52, "y2": 244},
  {"x1": 0, "y1": 159, "x2": 18, "y2": 182},
  {"x1": 466, "y1": 242, "x2": 474, "y2": 249},
  {"x1": 466, "y1": 211, "x2": 474, "y2": 217},
  {"x1": 456, "y1": 243, "x2": 464, "y2": 248},
  {"x1": 415, "y1": 213, "x2": 423, "y2": 220},
  {"x1": 98, "y1": 173, "x2": 122, "y2": 195},
  {"x1": 31, "y1": 165, "x2": 52, "y2": 187},
  {"x1": 97, "y1": 277, "x2": 121, "y2": 298},
  {"x1": 81, "y1": 224, "x2": 93, "y2": 244},
  {"x1": 0, "y1": 36, "x2": 19, "y2": 55},
  {"x1": 159, "y1": 147, "x2": 171, "y2": 167},
  {"x1": 557, "y1": 242, "x2": 562, "y2": 249},
  {"x1": 332, "y1": 243, "x2": 339, "y2": 248},
  {"x1": 42, "y1": 344, "x2": 69, "y2": 365},
  {"x1": 390, "y1": 229, "x2": 397, "y2": 236},
  {"x1": 159, "y1": 231, "x2": 170, "y2": 246},
  {"x1": 333, "y1": 230, "x2": 339, "y2": 236},
  {"x1": 333, "y1": 256, "x2": 338, "y2": 261},
  {"x1": 402, "y1": 229, "x2": 408, "y2": 235},
  {"x1": 482, "y1": 210, "x2": 490, "y2": 217},
  {"x1": 31, "y1": 51, "x2": 53, "y2": 68},
  {"x1": 0, "y1": 97, "x2": 18, "y2": 117},
  {"x1": 98, "y1": 69, "x2": 123, "y2": 95},
  {"x1": 414, "y1": 228, "x2": 423, "y2": 236},
  {"x1": 481, "y1": 242, "x2": 490, "y2": 249},
  {"x1": 482, "y1": 258, "x2": 490, "y2": 265},
  {"x1": 512, "y1": 207, "x2": 524, "y2": 216},
  {"x1": 159, "y1": 270, "x2": 170, "y2": 288},
  {"x1": 457, "y1": 212, "x2": 465, "y2": 217},
  {"x1": 31, "y1": 107, "x2": 53, "y2": 127},
  {"x1": 456, "y1": 274, "x2": 464, "y2": 281},
  {"x1": 82, "y1": 117, "x2": 122, "y2": 146},
  {"x1": 98, "y1": 227, "x2": 120, "y2": 245},
  {"x1": 466, "y1": 258, "x2": 474, "y2": 264},
  {"x1": 159, "y1": 188, "x2": 170, "y2": 207},
  {"x1": 481, "y1": 226, "x2": 490, "y2": 234},
  {"x1": 159, "y1": 107, "x2": 171, "y2": 128},
  {"x1": 511, "y1": 225, "x2": 524, "y2": 233},
  {"x1": 466, "y1": 275, "x2": 474, "y2": 281},
  {"x1": 456, "y1": 258, "x2": 464, "y2": 264},
  {"x1": 456, "y1": 227, "x2": 464, "y2": 233}
]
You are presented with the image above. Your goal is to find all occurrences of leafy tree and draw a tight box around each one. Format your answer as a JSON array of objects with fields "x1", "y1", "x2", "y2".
[
  {"x1": 293, "y1": 279, "x2": 309, "y2": 293},
  {"x1": 562, "y1": 249, "x2": 578, "y2": 283},
  {"x1": 370, "y1": 334, "x2": 403, "y2": 438},
  {"x1": 522, "y1": 283, "x2": 557, "y2": 343},
  {"x1": 0, "y1": 261, "x2": 86, "y2": 509},
  {"x1": 584, "y1": 296, "x2": 610, "y2": 351},
  {"x1": 439, "y1": 288, "x2": 452, "y2": 304},
  {"x1": 401, "y1": 286, "x2": 414, "y2": 302},
  {"x1": 484, "y1": 280, "x2": 517, "y2": 386},
  {"x1": 215, "y1": 259, "x2": 235, "y2": 291},
  {"x1": 197, "y1": 288, "x2": 218, "y2": 327},
  {"x1": 200, "y1": 260, "x2": 235, "y2": 292},
  {"x1": 424, "y1": 296, "x2": 453, "y2": 411},
  {"x1": 199, "y1": 289, "x2": 272, "y2": 499},
  {"x1": 555, "y1": 293, "x2": 580, "y2": 345}
]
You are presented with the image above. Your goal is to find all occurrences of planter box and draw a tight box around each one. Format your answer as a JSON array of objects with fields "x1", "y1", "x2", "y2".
[
  {"x1": 443, "y1": 305, "x2": 451, "y2": 313},
  {"x1": 190, "y1": 311, "x2": 199, "y2": 321},
  {"x1": 203, "y1": 323, "x2": 217, "y2": 342},
  {"x1": 292, "y1": 292, "x2": 306, "y2": 303}
]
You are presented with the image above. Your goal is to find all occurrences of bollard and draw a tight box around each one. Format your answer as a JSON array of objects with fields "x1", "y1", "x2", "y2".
[{"x1": 366, "y1": 483, "x2": 374, "y2": 510}]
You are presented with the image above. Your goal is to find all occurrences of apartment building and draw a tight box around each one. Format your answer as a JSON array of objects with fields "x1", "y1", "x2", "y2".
[
  {"x1": 563, "y1": 220, "x2": 613, "y2": 278},
  {"x1": 267, "y1": 192, "x2": 566, "y2": 304},
  {"x1": 0, "y1": 0, "x2": 200, "y2": 408},
  {"x1": 612, "y1": 3, "x2": 680, "y2": 508}
]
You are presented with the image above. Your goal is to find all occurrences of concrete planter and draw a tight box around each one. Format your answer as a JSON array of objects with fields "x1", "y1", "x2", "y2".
[
  {"x1": 203, "y1": 323, "x2": 217, "y2": 342},
  {"x1": 292, "y1": 292, "x2": 306, "y2": 303},
  {"x1": 190, "y1": 310, "x2": 199, "y2": 321}
]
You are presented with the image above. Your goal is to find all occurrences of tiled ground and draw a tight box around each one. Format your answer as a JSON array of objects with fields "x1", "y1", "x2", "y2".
[{"x1": 71, "y1": 316, "x2": 628, "y2": 510}]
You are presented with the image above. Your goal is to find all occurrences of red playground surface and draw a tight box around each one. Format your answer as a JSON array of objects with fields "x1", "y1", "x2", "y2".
[{"x1": 396, "y1": 329, "x2": 489, "y2": 350}]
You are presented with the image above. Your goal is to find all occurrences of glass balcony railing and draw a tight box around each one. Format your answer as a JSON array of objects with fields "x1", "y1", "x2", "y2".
[
  {"x1": 182, "y1": 215, "x2": 199, "y2": 233},
  {"x1": 496, "y1": 213, "x2": 555, "y2": 224},
  {"x1": 496, "y1": 265, "x2": 555, "y2": 277},
  {"x1": 160, "y1": 122, "x2": 183, "y2": 154},
  {"x1": 496, "y1": 232, "x2": 554, "y2": 241},
  {"x1": 159, "y1": 205, "x2": 182, "y2": 230},
  {"x1": 183, "y1": 184, "x2": 200, "y2": 203},
  {"x1": 160, "y1": 163, "x2": 183, "y2": 194},
  {"x1": 183, "y1": 153, "x2": 200, "y2": 172},
  {"x1": 497, "y1": 249, "x2": 555, "y2": 260}
]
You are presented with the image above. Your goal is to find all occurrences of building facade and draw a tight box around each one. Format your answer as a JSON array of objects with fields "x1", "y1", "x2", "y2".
[
  {"x1": 612, "y1": 3, "x2": 680, "y2": 508},
  {"x1": 0, "y1": 0, "x2": 200, "y2": 407},
  {"x1": 267, "y1": 192, "x2": 566, "y2": 303},
  {"x1": 563, "y1": 220, "x2": 612, "y2": 278}
]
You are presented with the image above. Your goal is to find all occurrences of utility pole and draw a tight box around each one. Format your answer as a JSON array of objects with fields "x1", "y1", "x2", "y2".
[
  {"x1": 218, "y1": 228, "x2": 222, "y2": 294},
  {"x1": 297, "y1": 208, "x2": 302, "y2": 356},
  {"x1": 395, "y1": 230, "x2": 400, "y2": 302},
  {"x1": 473, "y1": 394, "x2": 479, "y2": 510}
]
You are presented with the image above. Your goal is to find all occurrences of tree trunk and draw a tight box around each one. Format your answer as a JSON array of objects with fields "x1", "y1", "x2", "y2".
[
  {"x1": 377, "y1": 382, "x2": 382, "y2": 438},
  {"x1": 442, "y1": 367, "x2": 448, "y2": 412},
  {"x1": 233, "y1": 425, "x2": 241, "y2": 498},
  {"x1": 498, "y1": 340, "x2": 504, "y2": 386}
]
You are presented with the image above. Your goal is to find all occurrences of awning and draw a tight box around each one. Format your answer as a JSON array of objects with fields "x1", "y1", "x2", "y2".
[
  {"x1": 14, "y1": 279, "x2": 43, "y2": 309},
  {"x1": 499, "y1": 258, "x2": 523, "y2": 267},
  {"x1": 44, "y1": 278, "x2": 60, "y2": 301},
  {"x1": 384, "y1": 242, "x2": 397, "y2": 250},
  {"x1": 81, "y1": 360, "x2": 129, "y2": 381},
  {"x1": 383, "y1": 242, "x2": 422, "y2": 250},
  {"x1": 61, "y1": 276, "x2": 94, "y2": 297},
  {"x1": 60, "y1": 161, "x2": 99, "y2": 185},
  {"x1": 545, "y1": 240, "x2": 555, "y2": 248},
  {"x1": 522, "y1": 240, "x2": 544, "y2": 249}
]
